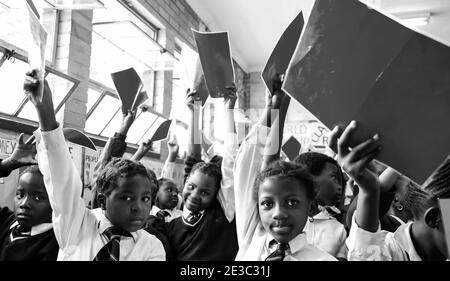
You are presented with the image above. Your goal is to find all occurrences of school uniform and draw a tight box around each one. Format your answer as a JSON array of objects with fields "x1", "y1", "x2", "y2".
[
  {"x1": 346, "y1": 213, "x2": 420, "y2": 261},
  {"x1": 35, "y1": 124, "x2": 165, "y2": 261},
  {"x1": 150, "y1": 205, "x2": 182, "y2": 223},
  {"x1": 0, "y1": 207, "x2": 59, "y2": 260},
  {"x1": 166, "y1": 111, "x2": 239, "y2": 261},
  {"x1": 234, "y1": 124, "x2": 336, "y2": 261},
  {"x1": 304, "y1": 208, "x2": 348, "y2": 259}
]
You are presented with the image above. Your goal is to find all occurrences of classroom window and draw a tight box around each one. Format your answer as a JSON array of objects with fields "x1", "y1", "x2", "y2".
[
  {"x1": 0, "y1": 0, "x2": 59, "y2": 65},
  {"x1": 0, "y1": 46, "x2": 78, "y2": 123}
]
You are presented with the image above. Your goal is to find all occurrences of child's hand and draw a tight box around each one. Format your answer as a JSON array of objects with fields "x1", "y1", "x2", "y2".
[
  {"x1": 9, "y1": 133, "x2": 37, "y2": 167},
  {"x1": 186, "y1": 88, "x2": 201, "y2": 111},
  {"x1": 23, "y1": 70, "x2": 57, "y2": 131},
  {"x1": 223, "y1": 83, "x2": 237, "y2": 109},
  {"x1": 118, "y1": 109, "x2": 136, "y2": 135},
  {"x1": 265, "y1": 74, "x2": 286, "y2": 109},
  {"x1": 131, "y1": 140, "x2": 152, "y2": 161},
  {"x1": 167, "y1": 139, "x2": 179, "y2": 155},
  {"x1": 332, "y1": 121, "x2": 382, "y2": 194}
]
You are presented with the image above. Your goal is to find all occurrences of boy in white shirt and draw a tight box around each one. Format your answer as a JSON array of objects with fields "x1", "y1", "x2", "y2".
[{"x1": 24, "y1": 70, "x2": 165, "y2": 261}]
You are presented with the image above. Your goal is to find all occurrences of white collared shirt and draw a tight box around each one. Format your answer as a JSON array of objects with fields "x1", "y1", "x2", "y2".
[
  {"x1": 36, "y1": 125, "x2": 165, "y2": 261},
  {"x1": 304, "y1": 209, "x2": 348, "y2": 259},
  {"x1": 346, "y1": 213, "x2": 421, "y2": 261},
  {"x1": 9, "y1": 221, "x2": 53, "y2": 241},
  {"x1": 150, "y1": 205, "x2": 182, "y2": 222},
  {"x1": 233, "y1": 124, "x2": 336, "y2": 261}
]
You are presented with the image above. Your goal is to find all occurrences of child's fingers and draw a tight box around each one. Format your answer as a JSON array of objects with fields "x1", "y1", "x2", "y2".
[
  {"x1": 348, "y1": 134, "x2": 380, "y2": 162},
  {"x1": 17, "y1": 133, "x2": 24, "y2": 144},
  {"x1": 328, "y1": 125, "x2": 342, "y2": 153},
  {"x1": 337, "y1": 121, "x2": 357, "y2": 156},
  {"x1": 357, "y1": 146, "x2": 382, "y2": 168},
  {"x1": 25, "y1": 135, "x2": 36, "y2": 145}
]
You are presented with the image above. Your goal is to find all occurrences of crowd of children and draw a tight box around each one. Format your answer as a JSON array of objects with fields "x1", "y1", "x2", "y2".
[{"x1": 0, "y1": 45, "x2": 448, "y2": 262}]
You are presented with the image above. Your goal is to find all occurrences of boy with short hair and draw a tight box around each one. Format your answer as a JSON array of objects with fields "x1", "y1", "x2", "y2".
[
  {"x1": 0, "y1": 134, "x2": 58, "y2": 260},
  {"x1": 24, "y1": 70, "x2": 165, "y2": 261}
]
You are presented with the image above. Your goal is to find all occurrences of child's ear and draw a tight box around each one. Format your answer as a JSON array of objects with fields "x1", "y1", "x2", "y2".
[
  {"x1": 392, "y1": 195, "x2": 404, "y2": 211},
  {"x1": 97, "y1": 193, "x2": 106, "y2": 210},
  {"x1": 424, "y1": 207, "x2": 441, "y2": 229}
]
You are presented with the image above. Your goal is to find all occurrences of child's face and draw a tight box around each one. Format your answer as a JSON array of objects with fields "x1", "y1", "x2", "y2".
[
  {"x1": 314, "y1": 162, "x2": 342, "y2": 206},
  {"x1": 104, "y1": 174, "x2": 154, "y2": 232},
  {"x1": 156, "y1": 182, "x2": 179, "y2": 210},
  {"x1": 14, "y1": 172, "x2": 52, "y2": 228},
  {"x1": 182, "y1": 170, "x2": 218, "y2": 212},
  {"x1": 258, "y1": 177, "x2": 311, "y2": 244}
]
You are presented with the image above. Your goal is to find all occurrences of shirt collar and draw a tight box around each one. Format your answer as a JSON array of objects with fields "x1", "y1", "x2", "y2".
[
  {"x1": 97, "y1": 212, "x2": 138, "y2": 243},
  {"x1": 393, "y1": 222, "x2": 422, "y2": 261},
  {"x1": 182, "y1": 207, "x2": 205, "y2": 219},
  {"x1": 265, "y1": 232, "x2": 308, "y2": 255},
  {"x1": 10, "y1": 221, "x2": 53, "y2": 236}
]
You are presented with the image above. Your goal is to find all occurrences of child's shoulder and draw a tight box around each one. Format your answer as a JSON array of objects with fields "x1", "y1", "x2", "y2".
[{"x1": 304, "y1": 243, "x2": 338, "y2": 261}]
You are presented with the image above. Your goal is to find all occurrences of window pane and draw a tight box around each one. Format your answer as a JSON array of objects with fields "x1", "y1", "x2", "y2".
[
  {"x1": 86, "y1": 88, "x2": 102, "y2": 113},
  {"x1": 126, "y1": 112, "x2": 159, "y2": 144},
  {"x1": 0, "y1": 58, "x2": 29, "y2": 114},
  {"x1": 85, "y1": 95, "x2": 120, "y2": 134},
  {"x1": 0, "y1": 1, "x2": 57, "y2": 63},
  {"x1": 46, "y1": 72, "x2": 75, "y2": 109},
  {"x1": 17, "y1": 101, "x2": 38, "y2": 121},
  {"x1": 99, "y1": 109, "x2": 122, "y2": 137}
]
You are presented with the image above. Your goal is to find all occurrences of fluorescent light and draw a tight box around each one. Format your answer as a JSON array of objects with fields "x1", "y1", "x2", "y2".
[{"x1": 397, "y1": 12, "x2": 431, "y2": 27}]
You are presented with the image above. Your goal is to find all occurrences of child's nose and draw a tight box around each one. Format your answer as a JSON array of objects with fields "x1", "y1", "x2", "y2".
[
  {"x1": 19, "y1": 196, "x2": 31, "y2": 209},
  {"x1": 272, "y1": 205, "x2": 288, "y2": 219}
]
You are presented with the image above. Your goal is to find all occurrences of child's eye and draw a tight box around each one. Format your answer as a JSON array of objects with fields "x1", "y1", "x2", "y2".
[
  {"x1": 34, "y1": 195, "x2": 45, "y2": 201},
  {"x1": 142, "y1": 196, "x2": 151, "y2": 202},
  {"x1": 200, "y1": 191, "x2": 209, "y2": 196},
  {"x1": 16, "y1": 192, "x2": 24, "y2": 199},
  {"x1": 260, "y1": 201, "x2": 273, "y2": 209},
  {"x1": 167, "y1": 188, "x2": 173, "y2": 193},
  {"x1": 121, "y1": 196, "x2": 132, "y2": 201},
  {"x1": 287, "y1": 200, "x2": 299, "y2": 207}
]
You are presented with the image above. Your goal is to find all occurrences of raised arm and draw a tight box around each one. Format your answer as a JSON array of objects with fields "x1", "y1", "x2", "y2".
[
  {"x1": 24, "y1": 70, "x2": 87, "y2": 248},
  {"x1": 261, "y1": 74, "x2": 291, "y2": 171},
  {"x1": 217, "y1": 83, "x2": 238, "y2": 222},
  {"x1": 331, "y1": 121, "x2": 382, "y2": 232}
]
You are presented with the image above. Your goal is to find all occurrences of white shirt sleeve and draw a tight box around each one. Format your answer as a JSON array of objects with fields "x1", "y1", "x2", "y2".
[
  {"x1": 233, "y1": 124, "x2": 270, "y2": 248},
  {"x1": 36, "y1": 124, "x2": 95, "y2": 250},
  {"x1": 217, "y1": 109, "x2": 239, "y2": 222},
  {"x1": 346, "y1": 213, "x2": 404, "y2": 261}
]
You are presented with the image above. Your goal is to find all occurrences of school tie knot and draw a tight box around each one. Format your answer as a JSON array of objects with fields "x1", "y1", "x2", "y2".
[
  {"x1": 93, "y1": 226, "x2": 132, "y2": 261},
  {"x1": 265, "y1": 240, "x2": 290, "y2": 261},
  {"x1": 156, "y1": 210, "x2": 170, "y2": 221},
  {"x1": 185, "y1": 211, "x2": 202, "y2": 225},
  {"x1": 11, "y1": 224, "x2": 31, "y2": 240}
]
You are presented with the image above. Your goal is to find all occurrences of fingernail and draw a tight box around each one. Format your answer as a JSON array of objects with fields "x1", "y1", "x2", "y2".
[
  {"x1": 350, "y1": 120, "x2": 357, "y2": 127},
  {"x1": 373, "y1": 134, "x2": 379, "y2": 140}
]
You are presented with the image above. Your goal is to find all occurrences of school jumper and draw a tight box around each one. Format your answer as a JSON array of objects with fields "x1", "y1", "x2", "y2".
[{"x1": 0, "y1": 207, "x2": 58, "y2": 260}]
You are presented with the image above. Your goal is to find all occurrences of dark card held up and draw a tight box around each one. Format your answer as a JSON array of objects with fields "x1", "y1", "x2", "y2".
[
  {"x1": 191, "y1": 59, "x2": 210, "y2": 107},
  {"x1": 131, "y1": 89, "x2": 148, "y2": 112},
  {"x1": 63, "y1": 128, "x2": 97, "y2": 151},
  {"x1": 150, "y1": 119, "x2": 172, "y2": 142},
  {"x1": 193, "y1": 30, "x2": 235, "y2": 98},
  {"x1": 111, "y1": 68, "x2": 143, "y2": 114},
  {"x1": 282, "y1": 136, "x2": 301, "y2": 161},
  {"x1": 262, "y1": 11, "x2": 304, "y2": 95},
  {"x1": 282, "y1": 0, "x2": 450, "y2": 184}
]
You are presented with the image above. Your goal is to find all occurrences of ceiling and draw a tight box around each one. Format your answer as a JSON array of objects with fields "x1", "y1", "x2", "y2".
[{"x1": 186, "y1": 0, "x2": 450, "y2": 73}]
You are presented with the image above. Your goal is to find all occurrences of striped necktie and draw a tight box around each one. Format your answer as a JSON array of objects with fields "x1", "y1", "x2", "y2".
[
  {"x1": 265, "y1": 240, "x2": 290, "y2": 261},
  {"x1": 10, "y1": 224, "x2": 31, "y2": 241},
  {"x1": 94, "y1": 226, "x2": 132, "y2": 261}
]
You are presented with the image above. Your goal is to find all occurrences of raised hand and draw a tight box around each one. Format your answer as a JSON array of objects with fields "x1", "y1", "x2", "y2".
[
  {"x1": 223, "y1": 83, "x2": 237, "y2": 110},
  {"x1": 332, "y1": 121, "x2": 382, "y2": 193},
  {"x1": 10, "y1": 133, "x2": 38, "y2": 166},
  {"x1": 186, "y1": 88, "x2": 201, "y2": 111},
  {"x1": 118, "y1": 109, "x2": 137, "y2": 136}
]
